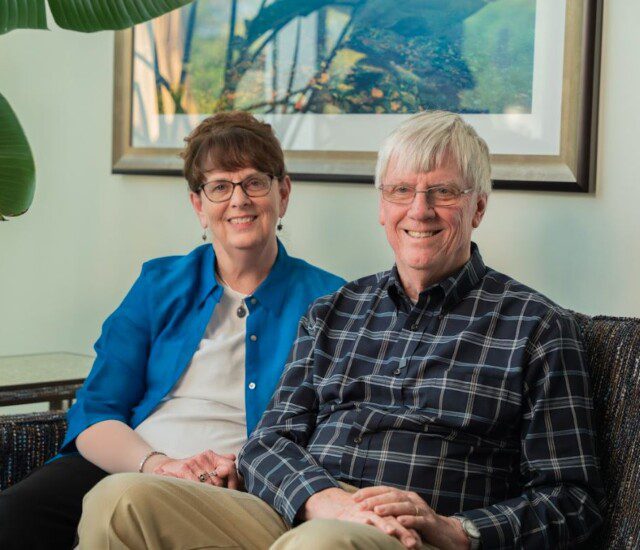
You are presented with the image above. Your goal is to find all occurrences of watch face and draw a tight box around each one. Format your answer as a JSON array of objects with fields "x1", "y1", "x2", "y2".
[{"x1": 463, "y1": 518, "x2": 481, "y2": 539}]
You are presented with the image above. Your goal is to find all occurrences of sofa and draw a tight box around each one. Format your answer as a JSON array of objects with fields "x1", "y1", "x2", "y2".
[{"x1": 1, "y1": 314, "x2": 638, "y2": 548}]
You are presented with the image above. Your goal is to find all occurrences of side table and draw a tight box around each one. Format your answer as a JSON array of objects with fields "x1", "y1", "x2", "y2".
[{"x1": 0, "y1": 352, "x2": 93, "y2": 410}]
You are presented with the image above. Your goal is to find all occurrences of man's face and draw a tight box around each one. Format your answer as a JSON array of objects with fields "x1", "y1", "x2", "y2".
[{"x1": 378, "y1": 158, "x2": 487, "y2": 286}]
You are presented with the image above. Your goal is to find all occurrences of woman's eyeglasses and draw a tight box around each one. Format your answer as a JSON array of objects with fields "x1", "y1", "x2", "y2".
[{"x1": 199, "y1": 172, "x2": 276, "y2": 203}]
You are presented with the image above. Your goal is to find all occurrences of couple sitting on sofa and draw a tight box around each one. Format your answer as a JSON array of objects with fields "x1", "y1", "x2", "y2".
[{"x1": 0, "y1": 111, "x2": 603, "y2": 550}]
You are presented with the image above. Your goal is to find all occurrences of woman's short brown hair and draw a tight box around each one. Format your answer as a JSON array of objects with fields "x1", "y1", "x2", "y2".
[{"x1": 181, "y1": 111, "x2": 286, "y2": 193}]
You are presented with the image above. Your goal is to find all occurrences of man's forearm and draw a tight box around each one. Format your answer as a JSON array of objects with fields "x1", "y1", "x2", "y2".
[
  {"x1": 239, "y1": 427, "x2": 342, "y2": 525},
  {"x1": 459, "y1": 484, "x2": 602, "y2": 549}
]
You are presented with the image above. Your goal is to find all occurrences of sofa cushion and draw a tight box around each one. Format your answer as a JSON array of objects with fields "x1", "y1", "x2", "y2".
[{"x1": 0, "y1": 411, "x2": 67, "y2": 490}]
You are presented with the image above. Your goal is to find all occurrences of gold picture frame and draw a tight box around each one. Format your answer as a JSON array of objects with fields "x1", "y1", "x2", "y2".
[{"x1": 112, "y1": 0, "x2": 602, "y2": 192}]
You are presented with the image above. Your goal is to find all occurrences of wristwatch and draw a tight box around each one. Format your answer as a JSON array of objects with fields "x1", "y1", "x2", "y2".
[{"x1": 454, "y1": 516, "x2": 481, "y2": 550}]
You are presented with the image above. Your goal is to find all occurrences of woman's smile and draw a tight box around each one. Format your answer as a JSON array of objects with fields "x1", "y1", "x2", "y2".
[{"x1": 228, "y1": 215, "x2": 258, "y2": 228}]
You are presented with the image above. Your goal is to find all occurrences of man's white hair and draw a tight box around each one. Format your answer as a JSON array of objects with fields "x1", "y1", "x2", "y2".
[{"x1": 374, "y1": 110, "x2": 492, "y2": 194}]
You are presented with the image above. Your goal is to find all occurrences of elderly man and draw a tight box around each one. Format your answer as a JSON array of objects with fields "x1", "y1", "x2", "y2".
[{"x1": 78, "y1": 111, "x2": 603, "y2": 549}]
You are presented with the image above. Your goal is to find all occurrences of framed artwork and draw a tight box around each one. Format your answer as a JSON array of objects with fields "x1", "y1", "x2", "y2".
[{"x1": 113, "y1": 0, "x2": 602, "y2": 191}]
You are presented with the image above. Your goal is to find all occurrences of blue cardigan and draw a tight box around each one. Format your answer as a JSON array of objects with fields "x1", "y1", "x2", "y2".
[{"x1": 59, "y1": 242, "x2": 344, "y2": 455}]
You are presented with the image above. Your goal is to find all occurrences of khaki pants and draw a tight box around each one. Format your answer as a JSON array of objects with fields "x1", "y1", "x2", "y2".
[{"x1": 78, "y1": 473, "x2": 438, "y2": 549}]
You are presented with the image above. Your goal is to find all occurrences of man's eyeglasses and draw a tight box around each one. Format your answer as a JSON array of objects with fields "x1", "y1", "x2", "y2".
[
  {"x1": 199, "y1": 172, "x2": 276, "y2": 203},
  {"x1": 379, "y1": 184, "x2": 474, "y2": 206}
]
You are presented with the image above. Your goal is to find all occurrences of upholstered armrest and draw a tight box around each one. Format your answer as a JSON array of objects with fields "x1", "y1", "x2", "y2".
[
  {"x1": 0, "y1": 411, "x2": 67, "y2": 490},
  {"x1": 575, "y1": 314, "x2": 640, "y2": 549}
]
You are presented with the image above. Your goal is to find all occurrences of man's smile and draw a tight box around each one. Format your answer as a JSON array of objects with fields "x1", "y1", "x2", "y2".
[{"x1": 403, "y1": 229, "x2": 443, "y2": 239}]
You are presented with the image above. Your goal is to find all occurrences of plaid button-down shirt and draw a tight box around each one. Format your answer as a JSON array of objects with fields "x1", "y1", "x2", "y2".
[{"x1": 239, "y1": 244, "x2": 603, "y2": 549}]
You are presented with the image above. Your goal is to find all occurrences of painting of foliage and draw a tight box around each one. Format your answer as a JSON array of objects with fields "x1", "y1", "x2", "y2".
[{"x1": 133, "y1": 0, "x2": 535, "y2": 120}]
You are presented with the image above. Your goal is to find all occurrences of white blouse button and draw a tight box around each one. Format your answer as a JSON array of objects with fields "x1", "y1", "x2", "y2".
[
  {"x1": 250, "y1": 335, "x2": 258, "y2": 342},
  {"x1": 248, "y1": 382, "x2": 256, "y2": 390}
]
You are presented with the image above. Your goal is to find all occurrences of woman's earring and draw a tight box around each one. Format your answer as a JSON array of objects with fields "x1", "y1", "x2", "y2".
[
  {"x1": 202, "y1": 228, "x2": 207, "y2": 241},
  {"x1": 277, "y1": 218, "x2": 283, "y2": 231}
]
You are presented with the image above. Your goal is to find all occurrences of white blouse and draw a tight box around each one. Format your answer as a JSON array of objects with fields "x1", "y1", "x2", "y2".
[{"x1": 134, "y1": 285, "x2": 248, "y2": 458}]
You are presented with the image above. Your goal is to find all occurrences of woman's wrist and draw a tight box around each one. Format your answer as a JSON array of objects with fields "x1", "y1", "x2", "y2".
[{"x1": 138, "y1": 450, "x2": 168, "y2": 473}]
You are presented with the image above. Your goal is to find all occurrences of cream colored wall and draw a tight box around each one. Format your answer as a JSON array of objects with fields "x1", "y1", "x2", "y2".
[{"x1": 0, "y1": 1, "x2": 638, "y2": 357}]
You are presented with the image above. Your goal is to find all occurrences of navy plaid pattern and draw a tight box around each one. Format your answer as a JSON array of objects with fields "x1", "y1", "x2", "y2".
[{"x1": 239, "y1": 244, "x2": 604, "y2": 548}]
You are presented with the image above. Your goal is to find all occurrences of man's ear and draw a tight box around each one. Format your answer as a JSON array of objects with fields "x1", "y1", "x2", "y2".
[
  {"x1": 472, "y1": 193, "x2": 488, "y2": 229},
  {"x1": 189, "y1": 191, "x2": 208, "y2": 229}
]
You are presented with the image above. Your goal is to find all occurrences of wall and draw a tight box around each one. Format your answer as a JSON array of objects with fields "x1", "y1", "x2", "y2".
[{"x1": 0, "y1": 1, "x2": 638, "y2": 358}]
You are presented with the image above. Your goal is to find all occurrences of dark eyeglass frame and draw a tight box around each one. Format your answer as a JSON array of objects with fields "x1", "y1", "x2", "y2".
[
  {"x1": 379, "y1": 184, "x2": 474, "y2": 206},
  {"x1": 199, "y1": 172, "x2": 277, "y2": 203}
]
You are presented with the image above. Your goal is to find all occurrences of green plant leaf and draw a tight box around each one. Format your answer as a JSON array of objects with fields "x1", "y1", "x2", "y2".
[
  {"x1": 0, "y1": 93, "x2": 35, "y2": 219},
  {"x1": 0, "y1": 0, "x2": 48, "y2": 34},
  {"x1": 48, "y1": 0, "x2": 196, "y2": 32}
]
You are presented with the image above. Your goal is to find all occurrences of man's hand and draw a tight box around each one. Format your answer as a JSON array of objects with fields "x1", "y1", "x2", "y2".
[
  {"x1": 353, "y1": 486, "x2": 471, "y2": 550},
  {"x1": 149, "y1": 450, "x2": 242, "y2": 490},
  {"x1": 302, "y1": 488, "x2": 422, "y2": 549}
]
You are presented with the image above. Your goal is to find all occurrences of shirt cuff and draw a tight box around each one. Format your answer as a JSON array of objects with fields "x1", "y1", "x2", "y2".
[
  {"x1": 274, "y1": 467, "x2": 342, "y2": 526},
  {"x1": 458, "y1": 505, "x2": 518, "y2": 550}
]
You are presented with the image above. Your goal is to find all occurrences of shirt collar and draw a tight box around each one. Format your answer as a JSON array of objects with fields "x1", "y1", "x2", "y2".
[
  {"x1": 251, "y1": 239, "x2": 291, "y2": 314},
  {"x1": 197, "y1": 239, "x2": 291, "y2": 313},
  {"x1": 438, "y1": 242, "x2": 486, "y2": 311},
  {"x1": 386, "y1": 268, "x2": 415, "y2": 312},
  {"x1": 385, "y1": 242, "x2": 486, "y2": 313},
  {"x1": 197, "y1": 245, "x2": 220, "y2": 307}
]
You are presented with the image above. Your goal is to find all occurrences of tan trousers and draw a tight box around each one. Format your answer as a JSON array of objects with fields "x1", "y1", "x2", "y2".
[{"x1": 78, "y1": 473, "x2": 437, "y2": 550}]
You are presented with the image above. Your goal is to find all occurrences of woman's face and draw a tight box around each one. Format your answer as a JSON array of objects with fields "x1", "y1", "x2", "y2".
[{"x1": 190, "y1": 166, "x2": 291, "y2": 257}]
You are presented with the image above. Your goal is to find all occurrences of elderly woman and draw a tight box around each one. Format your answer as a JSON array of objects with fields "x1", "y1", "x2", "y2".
[{"x1": 0, "y1": 112, "x2": 344, "y2": 550}]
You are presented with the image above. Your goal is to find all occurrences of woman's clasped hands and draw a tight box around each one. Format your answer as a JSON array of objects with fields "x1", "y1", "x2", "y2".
[{"x1": 150, "y1": 450, "x2": 242, "y2": 490}]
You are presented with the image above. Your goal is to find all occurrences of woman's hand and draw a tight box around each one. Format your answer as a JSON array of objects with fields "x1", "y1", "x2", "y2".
[
  {"x1": 151, "y1": 450, "x2": 242, "y2": 490},
  {"x1": 353, "y1": 486, "x2": 470, "y2": 550}
]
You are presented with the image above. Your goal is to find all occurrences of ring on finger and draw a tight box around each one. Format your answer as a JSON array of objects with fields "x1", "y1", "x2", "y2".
[
  {"x1": 198, "y1": 472, "x2": 209, "y2": 483},
  {"x1": 414, "y1": 504, "x2": 420, "y2": 517},
  {"x1": 208, "y1": 469, "x2": 218, "y2": 478}
]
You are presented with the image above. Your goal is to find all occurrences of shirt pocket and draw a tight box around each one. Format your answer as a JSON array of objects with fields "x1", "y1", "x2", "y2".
[{"x1": 415, "y1": 359, "x2": 522, "y2": 439}]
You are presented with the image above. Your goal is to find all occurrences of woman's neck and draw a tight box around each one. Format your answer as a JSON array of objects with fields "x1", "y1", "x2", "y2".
[{"x1": 213, "y1": 240, "x2": 278, "y2": 295}]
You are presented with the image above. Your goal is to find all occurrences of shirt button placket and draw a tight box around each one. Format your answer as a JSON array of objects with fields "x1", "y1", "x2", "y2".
[{"x1": 394, "y1": 357, "x2": 407, "y2": 377}]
